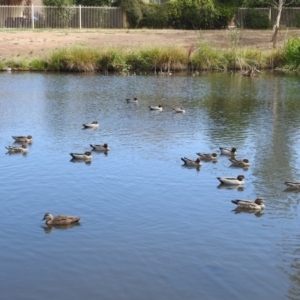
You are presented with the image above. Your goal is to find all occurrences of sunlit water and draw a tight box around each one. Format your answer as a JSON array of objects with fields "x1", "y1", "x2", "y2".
[{"x1": 1, "y1": 72, "x2": 300, "y2": 299}]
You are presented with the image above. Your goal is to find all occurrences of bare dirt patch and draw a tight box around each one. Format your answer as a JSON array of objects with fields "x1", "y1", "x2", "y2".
[{"x1": 0, "y1": 29, "x2": 299, "y2": 59}]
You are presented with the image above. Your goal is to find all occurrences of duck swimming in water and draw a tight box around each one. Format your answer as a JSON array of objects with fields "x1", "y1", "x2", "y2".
[
  {"x1": 126, "y1": 97, "x2": 138, "y2": 103},
  {"x1": 196, "y1": 152, "x2": 218, "y2": 161},
  {"x1": 12, "y1": 135, "x2": 33, "y2": 143},
  {"x1": 219, "y1": 147, "x2": 237, "y2": 156},
  {"x1": 231, "y1": 197, "x2": 265, "y2": 211},
  {"x1": 149, "y1": 105, "x2": 163, "y2": 111},
  {"x1": 90, "y1": 143, "x2": 109, "y2": 151},
  {"x1": 70, "y1": 151, "x2": 92, "y2": 160},
  {"x1": 229, "y1": 158, "x2": 250, "y2": 167},
  {"x1": 42, "y1": 213, "x2": 80, "y2": 225},
  {"x1": 181, "y1": 157, "x2": 202, "y2": 167},
  {"x1": 6, "y1": 144, "x2": 28, "y2": 153},
  {"x1": 82, "y1": 121, "x2": 99, "y2": 129},
  {"x1": 217, "y1": 175, "x2": 245, "y2": 185}
]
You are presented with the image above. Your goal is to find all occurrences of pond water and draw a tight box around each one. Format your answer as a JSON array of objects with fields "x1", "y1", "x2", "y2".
[{"x1": 1, "y1": 72, "x2": 300, "y2": 300}]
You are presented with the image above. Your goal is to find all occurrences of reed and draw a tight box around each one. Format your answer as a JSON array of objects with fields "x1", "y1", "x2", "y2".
[
  {"x1": 0, "y1": 43, "x2": 294, "y2": 73},
  {"x1": 29, "y1": 59, "x2": 48, "y2": 70},
  {"x1": 4, "y1": 57, "x2": 30, "y2": 70},
  {"x1": 97, "y1": 48, "x2": 128, "y2": 73},
  {"x1": 132, "y1": 47, "x2": 187, "y2": 72},
  {"x1": 281, "y1": 37, "x2": 300, "y2": 71},
  {"x1": 48, "y1": 47, "x2": 100, "y2": 72}
]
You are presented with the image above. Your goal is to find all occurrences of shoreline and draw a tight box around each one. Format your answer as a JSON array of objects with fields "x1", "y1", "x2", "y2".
[{"x1": 0, "y1": 29, "x2": 299, "y2": 73}]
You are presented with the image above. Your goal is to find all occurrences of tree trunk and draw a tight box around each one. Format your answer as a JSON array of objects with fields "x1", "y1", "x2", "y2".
[{"x1": 271, "y1": 1, "x2": 283, "y2": 48}]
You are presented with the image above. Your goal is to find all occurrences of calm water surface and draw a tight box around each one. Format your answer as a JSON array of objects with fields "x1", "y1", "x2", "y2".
[{"x1": 1, "y1": 72, "x2": 300, "y2": 299}]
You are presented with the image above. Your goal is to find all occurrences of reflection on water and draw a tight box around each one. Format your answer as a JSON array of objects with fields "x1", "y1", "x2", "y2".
[
  {"x1": 217, "y1": 184, "x2": 245, "y2": 191},
  {"x1": 41, "y1": 223, "x2": 81, "y2": 234},
  {"x1": 70, "y1": 158, "x2": 92, "y2": 165},
  {"x1": 0, "y1": 72, "x2": 300, "y2": 299},
  {"x1": 231, "y1": 209, "x2": 265, "y2": 218}
]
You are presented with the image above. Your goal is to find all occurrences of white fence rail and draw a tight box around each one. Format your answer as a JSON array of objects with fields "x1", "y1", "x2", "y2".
[
  {"x1": 236, "y1": 8, "x2": 300, "y2": 28},
  {"x1": 0, "y1": 5, "x2": 124, "y2": 29}
]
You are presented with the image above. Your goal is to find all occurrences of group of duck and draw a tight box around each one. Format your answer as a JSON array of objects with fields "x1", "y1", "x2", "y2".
[
  {"x1": 180, "y1": 146, "x2": 266, "y2": 212},
  {"x1": 126, "y1": 98, "x2": 266, "y2": 213},
  {"x1": 126, "y1": 97, "x2": 186, "y2": 113},
  {"x1": 7, "y1": 98, "x2": 300, "y2": 225},
  {"x1": 6, "y1": 121, "x2": 110, "y2": 162},
  {"x1": 6, "y1": 121, "x2": 111, "y2": 227}
]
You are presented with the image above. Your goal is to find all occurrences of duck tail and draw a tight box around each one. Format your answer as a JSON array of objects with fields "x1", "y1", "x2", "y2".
[{"x1": 231, "y1": 200, "x2": 238, "y2": 205}]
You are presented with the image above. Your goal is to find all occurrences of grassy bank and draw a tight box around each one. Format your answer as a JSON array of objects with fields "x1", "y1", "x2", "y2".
[{"x1": 1, "y1": 37, "x2": 299, "y2": 73}]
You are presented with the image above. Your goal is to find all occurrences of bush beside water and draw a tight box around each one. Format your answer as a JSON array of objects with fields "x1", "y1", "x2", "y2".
[{"x1": 2, "y1": 37, "x2": 300, "y2": 73}]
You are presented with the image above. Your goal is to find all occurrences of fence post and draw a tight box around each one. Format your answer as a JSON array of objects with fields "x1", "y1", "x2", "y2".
[
  {"x1": 31, "y1": 4, "x2": 34, "y2": 29},
  {"x1": 269, "y1": 8, "x2": 271, "y2": 22},
  {"x1": 79, "y1": 5, "x2": 81, "y2": 29}
]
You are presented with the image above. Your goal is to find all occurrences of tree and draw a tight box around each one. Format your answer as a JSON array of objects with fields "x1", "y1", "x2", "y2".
[{"x1": 269, "y1": 0, "x2": 294, "y2": 48}]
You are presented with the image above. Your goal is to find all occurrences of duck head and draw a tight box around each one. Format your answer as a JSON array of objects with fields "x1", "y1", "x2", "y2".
[
  {"x1": 237, "y1": 175, "x2": 245, "y2": 181},
  {"x1": 255, "y1": 197, "x2": 264, "y2": 205},
  {"x1": 42, "y1": 213, "x2": 53, "y2": 222}
]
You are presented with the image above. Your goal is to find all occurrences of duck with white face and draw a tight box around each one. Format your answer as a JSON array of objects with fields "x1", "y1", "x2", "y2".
[{"x1": 42, "y1": 213, "x2": 81, "y2": 226}]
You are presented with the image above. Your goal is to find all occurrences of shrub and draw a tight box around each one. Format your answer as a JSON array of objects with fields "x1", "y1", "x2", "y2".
[
  {"x1": 295, "y1": 12, "x2": 300, "y2": 28},
  {"x1": 283, "y1": 37, "x2": 300, "y2": 70},
  {"x1": 139, "y1": 3, "x2": 170, "y2": 29},
  {"x1": 168, "y1": 0, "x2": 216, "y2": 29},
  {"x1": 120, "y1": 0, "x2": 143, "y2": 28},
  {"x1": 244, "y1": 9, "x2": 270, "y2": 29}
]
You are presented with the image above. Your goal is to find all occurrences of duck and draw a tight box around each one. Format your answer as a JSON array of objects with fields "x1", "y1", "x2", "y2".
[
  {"x1": 196, "y1": 152, "x2": 218, "y2": 161},
  {"x1": 284, "y1": 181, "x2": 300, "y2": 189},
  {"x1": 219, "y1": 147, "x2": 237, "y2": 156},
  {"x1": 149, "y1": 104, "x2": 163, "y2": 111},
  {"x1": 126, "y1": 97, "x2": 138, "y2": 103},
  {"x1": 6, "y1": 144, "x2": 28, "y2": 153},
  {"x1": 82, "y1": 121, "x2": 99, "y2": 129},
  {"x1": 70, "y1": 151, "x2": 92, "y2": 160},
  {"x1": 42, "y1": 213, "x2": 80, "y2": 226},
  {"x1": 231, "y1": 197, "x2": 265, "y2": 211},
  {"x1": 217, "y1": 174, "x2": 245, "y2": 185},
  {"x1": 229, "y1": 158, "x2": 250, "y2": 167},
  {"x1": 12, "y1": 135, "x2": 33, "y2": 143},
  {"x1": 90, "y1": 143, "x2": 109, "y2": 151},
  {"x1": 181, "y1": 157, "x2": 202, "y2": 167},
  {"x1": 173, "y1": 107, "x2": 185, "y2": 113}
]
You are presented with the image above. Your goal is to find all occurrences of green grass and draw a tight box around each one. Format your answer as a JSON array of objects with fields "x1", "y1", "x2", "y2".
[{"x1": 0, "y1": 42, "x2": 295, "y2": 73}]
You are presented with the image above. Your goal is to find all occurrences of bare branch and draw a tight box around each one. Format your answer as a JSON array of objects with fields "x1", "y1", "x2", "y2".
[
  {"x1": 285, "y1": 0, "x2": 295, "y2": 6},
  {"x1": 266, "y1": 0, "x2": 295, "y2": 7}
]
